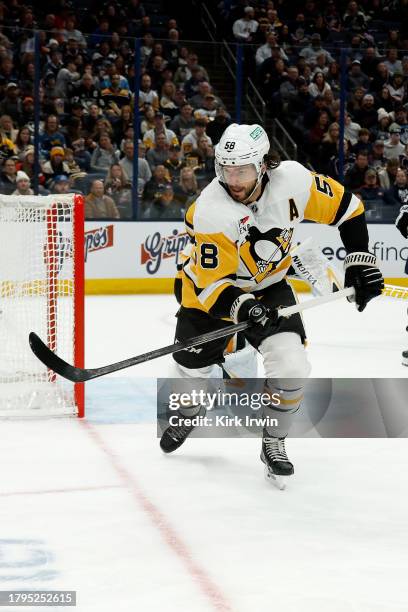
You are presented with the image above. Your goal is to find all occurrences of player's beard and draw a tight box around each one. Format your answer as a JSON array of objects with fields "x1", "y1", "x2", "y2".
[{"x1": 229, "y1": 179, "x2": 258, "y2": 203}]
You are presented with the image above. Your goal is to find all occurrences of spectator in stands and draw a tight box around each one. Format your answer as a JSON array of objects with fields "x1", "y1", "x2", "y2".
[
  {"x1": 306, "y1": 110, "x2": 330, "y2": 159},
  {"x1": 0, "y1": 83, "x2": 21, "y2": 122},
  {"x1": 370, "y1": 140, "x2": 387, "y2": 170},
  {"x1": 255, "y1": 33, "x2": 288, "y2": 67},
  {"x1": 50, "y1": 174, "x2": 70, "y2": 195},
  {"x1": 384, "y1": 127, "x2": 405, "y2": 160},
  {"x1": 375, "y1": 108, "x2": 393, "y2": 140},
  {"x1": 143, "y1": 164, "x2": 172, "y2": 203},
  {"x1": 232, "y1": 7, "x2": 259, "y2": 43},
  {"x1": 15, "y1": 126, "x2": 32, "y2": 159},
  {"x1": 173, "y1": 167, "x2": 200, "y2": 210},
  {"x1": 71, "y1": 136, "x2": 91, "y2": 172},
  {"x1": 379, "y1": 158, "x2": 400, "y2": 190},
  {"x1": 138, "y1": 74, "x2": 159, "y2": 111},
  {"x1": 140, "y1": 104, "x2": 156, "y2": 136},
  {"x1": 195, "y1": 136, "x2": 215, "y2": 175},
  {"x1": 184, "y1": 67, "x2": 207, "y2": 100},
  {"x1": 55, "y1": 61, "x2": 80, "y2": 98},
  {"x1": 61, "y1": 15, "x2": 87, "y2": 46},
  {"x1": 159, "y1": 81, "x2": 178, "y2": 116},
  {"x1": 40, "y1": 115, "x2": 66, "y2": 156},
  {"x1": 194, "y1": 94, "x2": 221, "y2": 121},
  {"x1": 259, "y1": 56, "x2": 288, "y2": 99},
  {"x1": 352, "y1": 128, "x2": 372, "y2": 156},
  {"x1": 142, "y1": 183, "x2": 183, "y2": 220},
  {"x1": 308, "y1": 71, "x2": 331, "y2": 98},
  {"x1": 346, "y1": 60, "x2": 370, "y2": 91},
  {"x1": 85, "y1": 179, "x2": 120, "y2": 219},
  {"x1": 353, "y1": 94, "x2": 378, "y2": 130},
  {"x1": 0, "y1": 115, "x2": 17, "y2": 143},
  {"x1": 206, "y1": 107, "x2": 231, "y2": 145},
  {"x1": 20, "y1": 97, "x2": 35, "y2": 126},
  {"x1": 112, "y1": 105, "x2": 133, "y2": 147},
  {"x1": 90, "y1": 133, "x2": 120, "y2": 173},
  {"x1": 143, "y1": 112, "x2": 178, "y2": 150},
  {"x1": 360, "y1": 47, "x2": 380, "y2": 80},
  {"x1": 104, "y1": 163, "x2": 132, "y2": 215},
  {"x1": 69, "y1": 72, "x2": 101, "y2": 113},
  {"x1": 318, "y1": 122, "x2": 340, "y2": 172},
  {"x1": 344, "y1": 113, "x2": 361, "y2": 145},
  {"x1": 299, "y1": 33, "x2": 334, "y2": 66},
  {"x1": 189, "y1": 82, "x2": 220, "y2": 110},
  {"x1": 355, "y1": 168, "x2": 385, "y2": 205},
  {"x1": 384, "y1": 168, "x2": 408, "y2": 207},
  {"x1": 12, "y1": 170, "x2": 33, "y2": 196},
  {"x1": 169, "y1": 103, "x2": 195, "y2": 140},
  {"x1": 146, "y1": 132, "x2": 170, "y2": 169},
  {"x1": 141, "y1": 33, "x2": 154, "y2": 67},
  {"x1": 343, "y1": 1, "x2": 367, "y2": 33},
  {"x1": 164, "y1": 144, "x2": 184, "y2": 181},
  {"x1": 118, "y1": 140, "x2": 145, "y2": 187},
  {"x1": 101, "y1": 73, "x2": 132, "y2": 116},
  {"x1": 384, "y1": 47, "x2": 403, "y2": 77},
  {"x1": 182, "y1": 119, "x2": 212, "y2": 154},
  {"x1": 370, "y1": 62, "x2": 390, "y2": 95},
  {"x1": 344, "y1": 151, "x2": 369, "y2": 191},
  {"x1": 42, "y1": 146, "x2": 71, "y2": 187},
  {"x1": 386, "y1": 72, "x2": 406, "y2": 105},
  {"x1": 393, "y1": 106, "x2": 408, "y2": 130},
  {"x1": 0, "y1": 158, "x2": 17, "y2": 193},
  {"x1": 375, "y1": 86, "x2": 394, "y2": 113},
  {"x1": 279, "y1": 66, "x2": 299, "y2": 108}
]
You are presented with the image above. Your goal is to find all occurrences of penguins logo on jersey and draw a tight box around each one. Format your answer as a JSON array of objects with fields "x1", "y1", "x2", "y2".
[{"x1": 240, "y1": 226, "x2": 294, "y2": 280}]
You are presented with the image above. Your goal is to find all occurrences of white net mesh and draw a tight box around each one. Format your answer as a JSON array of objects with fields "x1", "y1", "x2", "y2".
[{"x1": 0, "y1": 194, "x2": 83, "y2": 417}]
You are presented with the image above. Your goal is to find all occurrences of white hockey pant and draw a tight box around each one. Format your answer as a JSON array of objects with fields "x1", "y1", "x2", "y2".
[{"x1": 259, "y1": 332, "x2": 311, "y2": 438}]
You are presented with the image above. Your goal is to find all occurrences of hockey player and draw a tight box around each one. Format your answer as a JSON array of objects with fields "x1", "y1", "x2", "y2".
[
  {"x1": 395, "y1": 204, "x2": 408, "y2": 366},
  {"x1": 160, "y1": 123, "x2": 384, "y2": 481}
]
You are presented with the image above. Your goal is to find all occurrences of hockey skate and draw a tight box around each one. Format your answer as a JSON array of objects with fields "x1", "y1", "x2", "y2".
[
  {"x1": 403, "y1": 349, "x2": 408, "y2": 367},
  {"x1": 260, "y1": 431, "x2": 294, "y2": 490},
  {"x1": 160, "y1": 407, "x2": 204, "y2": 454}
]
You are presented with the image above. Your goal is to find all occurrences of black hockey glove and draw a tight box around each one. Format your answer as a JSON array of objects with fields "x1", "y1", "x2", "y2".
[
  {"x1": 395, "y1": 205, "x2": 408, "y2": 239},
  {"x1": 344, "y1": 252, "x2": 384, "y2": 312},
  {"x1": 231, "y1": 295, "x2": 278, "y2": 332}
]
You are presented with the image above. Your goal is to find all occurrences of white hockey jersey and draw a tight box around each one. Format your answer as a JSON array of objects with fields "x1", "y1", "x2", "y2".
[{"x1": 180, "y1": 160, "x2": 364, "y2": 318}]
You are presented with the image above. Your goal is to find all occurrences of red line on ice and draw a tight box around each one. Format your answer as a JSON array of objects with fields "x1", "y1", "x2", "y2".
[{"x1": 83, "y1": 421, "x2": 234, "y2": 612}]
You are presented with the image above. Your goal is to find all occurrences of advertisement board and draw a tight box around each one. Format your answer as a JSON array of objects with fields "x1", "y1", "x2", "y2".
[{"x1": 84, "y1": 221, "x2": 408, "y2": 293}]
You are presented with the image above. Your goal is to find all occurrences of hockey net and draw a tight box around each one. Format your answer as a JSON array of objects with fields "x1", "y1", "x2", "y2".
[{"x1": 0, "y1": 194, "x2": 84, "y2": 417}]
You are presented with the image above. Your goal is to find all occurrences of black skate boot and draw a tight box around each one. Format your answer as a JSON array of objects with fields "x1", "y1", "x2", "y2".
[
  {"x1": 260, "y1": 431, "x2": 294, "y2": 489},
  {"x1": 403, "y1": 349, "x2": 408, "y2": 367},
  {"x1": 160, "y1": 407, "x2": 204, "y2": 453}
]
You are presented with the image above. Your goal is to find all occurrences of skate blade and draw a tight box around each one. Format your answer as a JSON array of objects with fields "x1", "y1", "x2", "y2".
[
  {"x1": 264, "y1": 466, "x2": 288, "y2": 490},
  {"x1": 402, "y1": 358, "x2": 408, "y2": 367}
]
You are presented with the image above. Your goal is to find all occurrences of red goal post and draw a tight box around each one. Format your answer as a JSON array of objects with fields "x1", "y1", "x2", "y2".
[{"x1": 0, "y1": 193, "x2": 84, "y2": 417}]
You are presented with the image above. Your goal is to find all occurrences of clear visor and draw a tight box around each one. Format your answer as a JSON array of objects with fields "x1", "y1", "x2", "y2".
[{"x1": 216, "y1": 162, "x2": 259, "y2": 187}]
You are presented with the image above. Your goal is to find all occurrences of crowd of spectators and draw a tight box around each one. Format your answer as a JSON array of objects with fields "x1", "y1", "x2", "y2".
[
  {"x1": 1, "y1": 0, "x2": 407, "y2": 222},
  {"x1": 0, "y1": 0, "x2": 231, "y2": 219},
  {"x1": 214, "y1": 0, "x2": 408, "y2": 219}
]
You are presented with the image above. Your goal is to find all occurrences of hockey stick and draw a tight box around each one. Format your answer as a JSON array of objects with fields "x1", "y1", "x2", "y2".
[{"x1": 29, "y1": 287, "x2": 354, "y2": 382}]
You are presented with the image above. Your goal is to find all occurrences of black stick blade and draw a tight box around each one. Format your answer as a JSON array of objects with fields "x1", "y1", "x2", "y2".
[{"x1": 29, "y1": 332, "x2": 89, "y2": 382}]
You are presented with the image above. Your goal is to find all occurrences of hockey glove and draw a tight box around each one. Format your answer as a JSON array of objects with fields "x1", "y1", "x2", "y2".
[
  {"x1": 231, "y1": 295, "x2": 278, "y2": 332},
  {"x1": 395, "y1": 205, "x2": 408, "y2": 239},
  {"x1": 344, "y1": 252, "x2": 384, "y2": 312}
]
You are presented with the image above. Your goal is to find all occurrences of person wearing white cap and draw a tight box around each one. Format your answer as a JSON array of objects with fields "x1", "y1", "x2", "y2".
[
  {"x1": 232, "y1": 7, "x2": 258, "y2": 42},
  {"x1": 12, "y1": 170, "x2": 33, "y2": 196}
]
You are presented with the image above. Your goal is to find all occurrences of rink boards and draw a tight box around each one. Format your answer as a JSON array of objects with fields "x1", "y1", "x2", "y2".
[{"x1": 83, "y1": 221, "x2": 408, "y2": 294}]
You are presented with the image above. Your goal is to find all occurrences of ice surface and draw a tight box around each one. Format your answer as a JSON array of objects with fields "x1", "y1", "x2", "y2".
[{"x1": 1, "y1": 293, "x2": 407, "y2": 611}]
